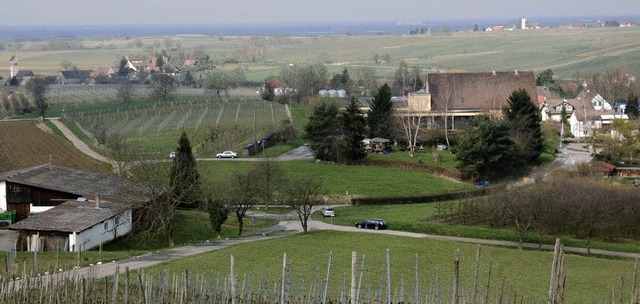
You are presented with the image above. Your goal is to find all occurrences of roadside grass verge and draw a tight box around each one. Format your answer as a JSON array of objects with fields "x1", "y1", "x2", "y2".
[
  {"x1": 198, "y1": 160, "x2": 472, "y2": 197},
  {"x1": 320, "y1": 203, "x2": 640, "y2": 254},
  {"x1": 143, "y1": 230, "x2": 635, "y2": 303}
]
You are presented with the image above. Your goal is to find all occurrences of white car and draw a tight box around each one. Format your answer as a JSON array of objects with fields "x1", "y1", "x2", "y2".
[
  {"x1": 216, "y1": 151, "x2": 238, "y2": 158},
  {"x1": 169, "y1": 152, "x2": 177, "y2": 159},
  {"x1": 320, "y1": 207, "x2": 335, "y2": 217}
]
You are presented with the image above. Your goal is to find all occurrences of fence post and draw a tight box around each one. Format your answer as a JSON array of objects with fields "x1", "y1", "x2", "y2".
[{"x1": 351, "y1": 252, "x2": 357, "y2": 304}]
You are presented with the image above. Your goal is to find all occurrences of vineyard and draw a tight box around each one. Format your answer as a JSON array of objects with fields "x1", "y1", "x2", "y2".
[
  {"x1": 1, "y1": 247, "x2": 541, "y2": 304},
  {"x1": 65, "y1": 96, "x2": 292, "y2": 158}
]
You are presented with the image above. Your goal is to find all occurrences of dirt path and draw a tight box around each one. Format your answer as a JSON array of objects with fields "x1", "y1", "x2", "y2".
[{"x1": 49, "y1": 118, "x2": 113, "y2": 164}]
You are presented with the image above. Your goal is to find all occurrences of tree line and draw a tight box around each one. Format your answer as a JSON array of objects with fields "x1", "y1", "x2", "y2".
[{"x1": 445, "y1": 165, "x2": 640, "y2": 252}]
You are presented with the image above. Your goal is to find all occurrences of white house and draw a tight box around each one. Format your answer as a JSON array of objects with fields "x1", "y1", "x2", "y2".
[
  {"x1": 9, "y1": 197, "x2": 132, "y2": 252},
  {"x1": 568, "y1": 90, "x2": 628, "y2": 138}
]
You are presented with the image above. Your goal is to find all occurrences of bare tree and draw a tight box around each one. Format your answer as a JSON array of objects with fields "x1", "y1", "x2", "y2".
[
  {"x1": 492, "y1": 188, "x2": 534, "y2": 250},
  {"x1": 396, "y1": 95, "x2": 429, "y2": 156},
  {"x1": 226, "y1": 169, "x2": 259, "y2": 236},
  {"x1": 436, "y1": 74, "x2": 459, "y2": 148},
  {"x1": 285, "y1": 176, "x2": 326, "y2": 233},
  {"x1": 252, "y1": 158, "x2": 286, "y2": 209}
]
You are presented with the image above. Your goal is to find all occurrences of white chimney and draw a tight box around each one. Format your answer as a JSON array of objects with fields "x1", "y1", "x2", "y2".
[
  {"x1": 514, "y1": 70, "x2": 519, "y2": 76},
  {"x1": 492, "y1": 70, "x2": 496, "y2": 76},
  {"x1": 95, "y1": 196, "x2": 101, "y2": 209}
]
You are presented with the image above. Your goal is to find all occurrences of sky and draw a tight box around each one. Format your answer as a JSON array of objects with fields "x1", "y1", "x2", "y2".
[{"x1": 3, "y1": 0, "x2": 640, "y2": 26}]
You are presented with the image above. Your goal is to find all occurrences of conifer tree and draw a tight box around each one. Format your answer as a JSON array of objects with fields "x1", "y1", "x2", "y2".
[{"x1": 504, "y1": 89, "x2": 544, "y2": 163}]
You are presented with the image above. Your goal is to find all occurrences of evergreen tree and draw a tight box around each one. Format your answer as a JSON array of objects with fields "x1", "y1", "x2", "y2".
[
  {"x1": 504, "y1": 89, "x2": 544, "y2": 163},
  {"x1": 368, "y1": 83, "x2": 394, "y2": 138},
  {"x1": 626, "y1": 94, "x2": 639, "y2": 119},
  {"x1": 182, "y1": 70, "x2": 195, "y2": 87},
  {"x1": 25, "y1": 77, "x2": 49, "y2": 119},
  {"x1": 169, "y1": 131, "x2": 201, "y2": 208},
  {"x1": 118, "y1": 57, "x2": 131, "y2": 77},
  {"x1": 304, "y1": 102, "x2": 340, "y2": 161},
  {"x1": 455, "y1": 116, "x2": 518, "y2": 179},
  {"x1": 338, "y1": 97, "x2": 367, "y2": 164},
  {"x1": 205, "y1": 198, "x2": 228, "y2": 238}
]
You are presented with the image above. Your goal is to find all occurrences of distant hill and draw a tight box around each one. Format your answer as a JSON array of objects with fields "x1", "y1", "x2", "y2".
[{"x1": 0, "y1": 120, "x2": 109, "y2": 173}]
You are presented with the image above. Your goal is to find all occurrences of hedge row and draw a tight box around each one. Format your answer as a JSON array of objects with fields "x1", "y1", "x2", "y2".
[{"x1": 351, "y1": 187, "x2": 491, "y2": 205}]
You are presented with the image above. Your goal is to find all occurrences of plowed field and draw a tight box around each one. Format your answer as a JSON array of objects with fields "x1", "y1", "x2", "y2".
[{"x1": 0, "y1": 120, "x2": 109, "y2": 173}]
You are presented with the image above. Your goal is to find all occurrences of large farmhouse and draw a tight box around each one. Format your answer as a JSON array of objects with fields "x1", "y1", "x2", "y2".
[
  {"x1": 0, "y1": 164, "x2": 151, "y2": 252},
  {"x1": 395, "y1": 70, "x2": 537, "y2": 128}
]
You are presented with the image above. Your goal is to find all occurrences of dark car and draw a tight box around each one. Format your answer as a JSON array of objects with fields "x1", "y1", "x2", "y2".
[
  {"x1": 474, "y1": 180, "x2": 490, "y2": 188},
  {"x1": 355, "y1": 219, "x2": 387, "y2": 230}
]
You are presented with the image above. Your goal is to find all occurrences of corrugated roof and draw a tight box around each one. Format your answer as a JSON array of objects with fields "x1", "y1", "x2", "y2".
[
  {"x1": 9, "y1": 199, "x2": 129, "y2": 233},
  {"x1": 428, "y1": 71, "x2": 537, "y2": 112},
  {"x1": 0, "y1": 164, "x2": 150, "y2": 202}
]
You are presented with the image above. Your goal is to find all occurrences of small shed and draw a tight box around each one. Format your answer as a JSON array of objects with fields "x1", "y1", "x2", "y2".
[
  {"x1": 9, "y1": 197, "x2": 132, "y2": 252},
  {"x1": 370, "y1": 138, "x2": 392, "y2": 152}
]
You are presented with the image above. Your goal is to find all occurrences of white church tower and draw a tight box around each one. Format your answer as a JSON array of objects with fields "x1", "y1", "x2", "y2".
[
  {"x1": 9, "y1": 55, "x2": 18, "y2": 78},
  {"x1": 521, "y1": 17, "x2": 527, "y2": 30}
]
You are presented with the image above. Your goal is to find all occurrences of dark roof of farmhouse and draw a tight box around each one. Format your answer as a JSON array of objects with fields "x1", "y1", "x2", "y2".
[
  {"x1": 427, "y1": 71, "x2": 537, "y2": 111},
  {"x1": 60, "y1": 70, "x2": 92, "y2": 79},
  {"x1": 0, "y1": 164, "x2": 151, "y2": 203},
  {"x1": 9, "y1": 199, "x2": 129, "y2": 233}
]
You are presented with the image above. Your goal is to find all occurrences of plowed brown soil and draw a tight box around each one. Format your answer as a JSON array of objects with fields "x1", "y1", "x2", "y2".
[{"x1": 0, "y1": 120, "x2": 109, "y2": 173}]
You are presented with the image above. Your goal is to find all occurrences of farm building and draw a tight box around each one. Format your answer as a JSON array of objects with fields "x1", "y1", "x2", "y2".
[
  {"x1": 9, "y1": 196, "x2": 132, "y2": 252},
  {"x1": 0, "y1": 164, "x2": 153, "y2": 252},
  {"x1": 0, "y1": 164, "x2": 149, "y2": 221},
  {"x1": 393, "y1": 70, "x2": 537, "y2": 129}
]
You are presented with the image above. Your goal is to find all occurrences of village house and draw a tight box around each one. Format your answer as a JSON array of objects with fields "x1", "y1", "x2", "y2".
[
  {"x1": 59, "y1": 69, "x2": 93, "y2": 84},
  {"x1": 90, "y1": 66, "x2": 116, "y2": 79},
  {"x1": 565, "y1": 90, "x2": 628, "y2": 138}
]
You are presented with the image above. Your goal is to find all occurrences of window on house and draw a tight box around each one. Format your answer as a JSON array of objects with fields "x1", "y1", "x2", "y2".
[
  {"x1": 104, "y1": 222, "x2": 109, "y2": 230},
  {"x1": 460, "y1": 97, "x2": 465, "y2": 103},
  {"x1": 115, "y1": 216, "x2": 120, "y2": 225}
]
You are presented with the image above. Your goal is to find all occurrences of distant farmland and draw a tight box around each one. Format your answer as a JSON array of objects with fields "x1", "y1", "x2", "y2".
[{"x1": 0, "y1": 120, "x2": 108, "y2": 173}]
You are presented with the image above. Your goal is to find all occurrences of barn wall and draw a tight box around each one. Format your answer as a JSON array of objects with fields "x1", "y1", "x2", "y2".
[
  {"x1": 4, "y1": 182, "x2": 79, "y2": 221},
  {"x1": 0, "y1": 181, "x2": 6, "y2": 211},
  {"x1": 72, "y1": 210, "x2": 132, "y2": 252}
]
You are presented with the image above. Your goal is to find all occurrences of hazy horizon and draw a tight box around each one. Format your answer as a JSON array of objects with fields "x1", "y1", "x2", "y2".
[{"x1": 4, "y1": 0, "x2": 640, "y2": 26}]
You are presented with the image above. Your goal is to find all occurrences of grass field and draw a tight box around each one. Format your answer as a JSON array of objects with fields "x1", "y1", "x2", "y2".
[
  {"x1": 143, "y1": 230, "x2": 636, "y2": 303},
  {"x1": 197, "y1": 160, "x2": 471, "y2": 197}
]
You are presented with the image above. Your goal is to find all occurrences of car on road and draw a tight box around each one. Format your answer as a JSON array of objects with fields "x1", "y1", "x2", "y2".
[
  {"x1": 355, "y1": 219, "x2": 387, "y2": 230},
  {"x1": 216, "y1": 151, "x2": 238, "y2": 158},
  {"x1": 474, "y1": 180, "x2": 490, "y2": 188},
  {"x1": 169, "y1": 151, "x2": 177, "y2": 159},
  {"x1": 320, "y1": 207, "x2": 335, "y2": 217}
]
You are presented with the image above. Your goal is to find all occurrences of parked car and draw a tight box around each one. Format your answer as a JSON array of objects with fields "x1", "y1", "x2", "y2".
[
  {"x1": 216, "y1": 151, "x2": 238, "y2": 158},
  {"x1": 355, "y1": 219, "x2": 387, "y2": 230},
  {"x1": 320, "y1": 207, "x2": 335, "y2": 217},
  {"x1": 474, "y1": 180, "x2": 490, "y2": 188},
  {"x1": 169, "y1": 151, "x2": 177, "y2": 159}
]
